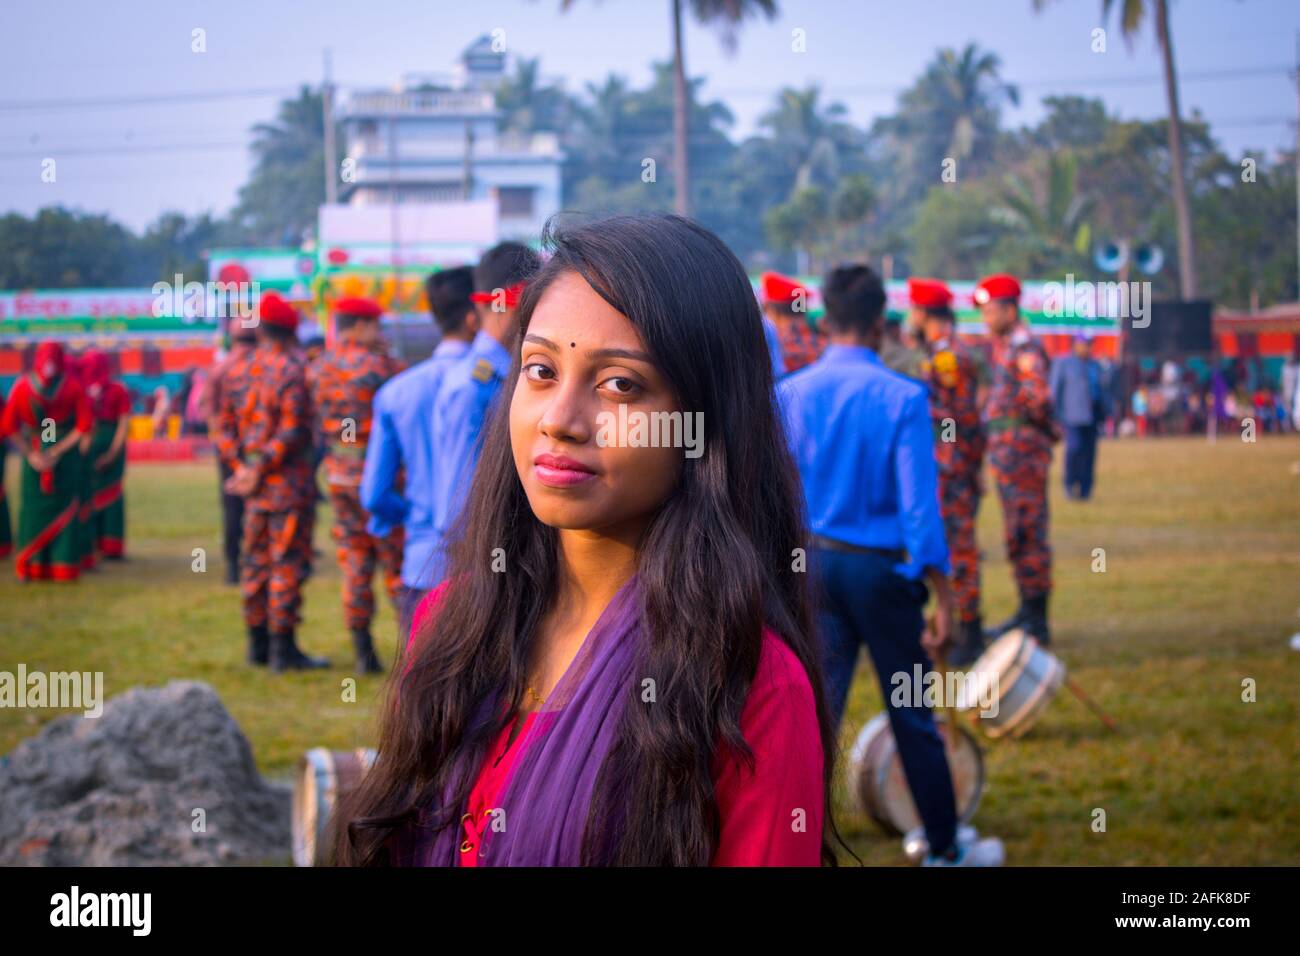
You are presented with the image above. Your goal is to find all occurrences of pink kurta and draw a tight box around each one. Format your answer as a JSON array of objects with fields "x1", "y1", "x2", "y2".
[{"x1": 407, "y1": 584, "x2": 824, "y2": 866}]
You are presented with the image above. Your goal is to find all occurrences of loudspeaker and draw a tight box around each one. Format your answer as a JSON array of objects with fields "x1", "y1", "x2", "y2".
[{"x1": 1127, "y1": 299, "x2": 1212, "y2": 355}]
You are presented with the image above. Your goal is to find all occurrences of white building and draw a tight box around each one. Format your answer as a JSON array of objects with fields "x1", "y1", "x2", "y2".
[{"x1": 338, "y1": 36, "x2": 563, "y2": 242}]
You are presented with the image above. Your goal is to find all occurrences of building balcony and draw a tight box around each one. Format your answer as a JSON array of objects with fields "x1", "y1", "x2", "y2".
[{"x1": 341, "y1": 89, "x2": 497, "y2": 119}]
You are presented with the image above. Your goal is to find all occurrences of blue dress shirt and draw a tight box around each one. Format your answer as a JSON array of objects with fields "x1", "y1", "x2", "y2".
[
  {"x1": 778, "y1": 344, "x2": 950, "y2": 580},
  {"x1": 360, "y1": 337, "x2": 470, "y2": 588},
  {"x1": 430, "y1": 330, "x2": 513, "y2": 564},
  {"x1": 762, "y1": 316, "x2": 785, "y2": 381}
]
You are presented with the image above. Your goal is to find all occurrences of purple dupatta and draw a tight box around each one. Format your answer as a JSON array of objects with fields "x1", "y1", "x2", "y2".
[{"x1": 397, "y1": 574, "x2": 642, "y2": 866}]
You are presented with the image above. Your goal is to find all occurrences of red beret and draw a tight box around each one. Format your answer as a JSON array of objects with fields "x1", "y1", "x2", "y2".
[
  {"x1": 258, "y1": 292, "x2": 299, "y2": 330},
  {"x1": 974, "y1": 274, "x2": 1021, "y2": 305},
  {"x1": 333, "y1": 296, "x2": 383, "y2": 320},
  {"x1": 760, "y1": 271, "x2": 805, "y2": 305},
  {"x1": 469, "y1": 282, "x2": 526, "y2": 309},
  {"x1": 908, "y1": 277, "x2": 953, "y2": 310}
]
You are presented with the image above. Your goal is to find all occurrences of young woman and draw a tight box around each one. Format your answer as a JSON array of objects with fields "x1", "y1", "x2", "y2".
[
  {"x1": 81, "y1": 350, "x2": 131, "y2": 559},
  {"x1": 337, "y1": 214, "x2": 841, "y2": 866},
  {"x1": 1, "y1": 342, "x2": 92, "y2": 581}
]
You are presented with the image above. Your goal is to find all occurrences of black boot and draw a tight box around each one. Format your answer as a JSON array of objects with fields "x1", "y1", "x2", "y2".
[
  {"x1": 1021, "y1": 594, "x2": 1050, "y2": 646},
  {"x1": 984, "y1": 604, "x2": 1026, "y2": 641},
  {"x1": 247, "y1": 624, "x2": 270, "y2": 666},
  {"x1": 350, "y1": 627, "x2": 383, "y2": 675},
  {"x1": 270, "y1": 629, "x2": 330, "y2": 673},
  {"x1": 948, "y1": 616, "x2": 986, "y2": 667},
  {"x1": 225, "y1": 562, "x2": 240, "y2": 586}
]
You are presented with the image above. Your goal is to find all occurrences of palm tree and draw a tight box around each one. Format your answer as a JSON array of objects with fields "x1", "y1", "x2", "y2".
[
  {"x1": 994, "y1": 150, "x2": 1095, "y2": 275},
  {"x1": 878, "y1": 44, "x2": 1017, "y2": 207},
  {"x1": 1034, "y1": 0, "x2": 1196, "y2": 297},
  {"x1": 495, "y1": 56, "x2": 569, "y2": 133},
  {"x1": 929, "y1": 45, "x2": 1020, "y2": 164},
  {"x1": 561, "y1": 0, "x2": 778, "y2": 216},
  {"x1": 759, "y1": 86, "x2": 854, "y2": 193}
]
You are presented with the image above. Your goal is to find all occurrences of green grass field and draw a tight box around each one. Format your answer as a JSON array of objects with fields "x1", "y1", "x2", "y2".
[{"x1": 2, "y1": 436, "x2": 1298, "y2": 865}]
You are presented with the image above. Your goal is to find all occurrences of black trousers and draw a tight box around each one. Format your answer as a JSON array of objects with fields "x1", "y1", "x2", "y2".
[{"x1": 218, "y1": 459, "x2": 245, "y2": 569}]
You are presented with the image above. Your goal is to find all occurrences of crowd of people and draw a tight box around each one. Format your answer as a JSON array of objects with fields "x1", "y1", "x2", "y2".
[
  {"x1": 0, "y1": 346, "x2": 130, "y2": 580},
  {"x1": 13, "y1": 213, "x2": 1288, "y2": 868}
]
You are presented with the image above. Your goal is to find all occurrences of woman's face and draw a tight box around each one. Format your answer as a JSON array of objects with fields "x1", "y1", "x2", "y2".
[{"x1": 510, "y1": 271, "x2": 684, "y2": 536}]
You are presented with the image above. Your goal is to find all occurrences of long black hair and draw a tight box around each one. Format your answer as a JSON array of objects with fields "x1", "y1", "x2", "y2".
[{"x1": 337, "y1": 213, "x2": 842, "y2": 866}]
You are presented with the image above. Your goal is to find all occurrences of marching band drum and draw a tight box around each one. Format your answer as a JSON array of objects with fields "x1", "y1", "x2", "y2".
[
  {"x1": 964, "y1": 628, "x2": 1065, "y2": 739},
  {"x1": 291, "y1": 747, "x2": 377, "y2": 867},
  {"x1": 848, "y1": 712, "x2": 985, "y2": 836}
]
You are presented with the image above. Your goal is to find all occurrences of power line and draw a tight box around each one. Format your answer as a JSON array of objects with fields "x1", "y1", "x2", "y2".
[
  {"x1": 0, "y1": 87, "x2": 300, "y2": 113},
  {"x1": 0, "y1": 63, "x2": 1291, "y2": 114},
  {"x1": 0, "y1": 142, "x2": 249, "y2": 159}
]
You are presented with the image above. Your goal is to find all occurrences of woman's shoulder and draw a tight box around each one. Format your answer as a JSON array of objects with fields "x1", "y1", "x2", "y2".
[
  {"x1": 730, "y1": 627, "x2": 819, "y2": 750},
  {"x1": 406, "y1": 580, "x2": 452, "y2": 652},
  {"x1": 749, "y1": 627, "x2": 816, "y2": 705}
]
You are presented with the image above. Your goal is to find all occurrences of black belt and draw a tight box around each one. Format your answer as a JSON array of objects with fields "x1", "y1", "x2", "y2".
[{"x1": 811, "y1": 534, "x2": 906, "y2": 561}]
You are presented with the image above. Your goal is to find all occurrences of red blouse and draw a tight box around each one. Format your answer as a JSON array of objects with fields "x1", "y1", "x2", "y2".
[{"x1": 406, "y1": 585, "x2": 824, "y2": 866}]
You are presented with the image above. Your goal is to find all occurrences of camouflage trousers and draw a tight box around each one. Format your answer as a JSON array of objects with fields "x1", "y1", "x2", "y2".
[
  {"x1": 328, "y1": 485, "x2": 403, "y2": 631},
  {"x1": 939, "y1": 466, "x2": 982, "y2": 623},
  {"x1": 990, "y1": 439, "x2": 1052, "y2": 600},
  {"x1": 241, "y1": 507, "x2": 311, "y2": 632}
]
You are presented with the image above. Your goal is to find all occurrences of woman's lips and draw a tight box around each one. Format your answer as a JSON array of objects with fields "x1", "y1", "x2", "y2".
[{"x1": 533, "y1": 453, "x2": 598, "y2": 488}]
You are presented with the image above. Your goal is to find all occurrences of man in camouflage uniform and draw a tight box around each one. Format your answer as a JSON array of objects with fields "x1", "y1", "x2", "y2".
[
  {"x1": 307, "y1": 297, "x2": 403, "y2": 674},
  {"x1": 976, "y1": 274, "x2": 1057, "y2": 645},
  {"x1": 881, "y1": 301, "x2": 929, "y2": 382},
  {"x1": 911, "y1": 278, "x2": 989, "y2": 665},
  {"x1": 760, "y1": 271, "x2": 826, "y2": 375},
  {"x1": 221, "y1": 292, "x2": 328, "y2": 672},
  {"x1": 207, "y1": 321, "x2": 259, "y2": 584}
]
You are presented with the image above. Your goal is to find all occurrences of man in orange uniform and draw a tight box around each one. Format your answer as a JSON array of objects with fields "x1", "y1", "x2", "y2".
[
  {"x1": 208, "y1": 320, "x2": 259, "y2": 584},
  {"x1": 976, "y1": 274, "x2": 1057, "y2": 645},
  {"x1": 306, "y1": 297, "x2": 403, "y2": 673},
  {"x1": 761, "y1": 271, "x2": 826, "y2": 375},
  {"x1": 221, "y1": 293, "x2": 328, "y2": 672},
  {"x1": 911, "y1": 279, "x2": 989, "y2": 665}
]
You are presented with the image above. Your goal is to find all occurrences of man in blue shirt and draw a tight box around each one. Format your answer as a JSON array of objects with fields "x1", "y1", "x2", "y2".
[
  {"x1": 361, "y1": 266, "x2": 475, "y2": 638},
  {"x1": 779, "y1": 263, "x2": 1003, "y2": 867},
  {"x1": 430, "y1": 242, "x2": 541, "y2": 572},
  {"x1": 1050, "y1": 333, "x2": 1107, "y2": 500}
]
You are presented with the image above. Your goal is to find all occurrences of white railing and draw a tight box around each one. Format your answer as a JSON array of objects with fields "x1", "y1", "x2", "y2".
[{"x1": 343, "y1": 90, "x2": 496, "y2": 116}]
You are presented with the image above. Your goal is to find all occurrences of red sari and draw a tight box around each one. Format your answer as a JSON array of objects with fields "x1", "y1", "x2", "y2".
[{"x1": 1, "y1": 355, "x2": 93, "y2": 581}]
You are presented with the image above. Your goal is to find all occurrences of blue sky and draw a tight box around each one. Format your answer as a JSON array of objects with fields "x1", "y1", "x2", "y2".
[{"x1": 1, "y1": 0, "x2": 1296, "y2": 230}]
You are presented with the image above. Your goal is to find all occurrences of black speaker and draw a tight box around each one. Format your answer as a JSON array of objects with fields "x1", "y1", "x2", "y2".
[{"x1": 1128, "y1": 299, "x2": 1212, "y2": 354}]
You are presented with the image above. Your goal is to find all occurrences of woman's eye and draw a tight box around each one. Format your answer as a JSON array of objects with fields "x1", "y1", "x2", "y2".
[
  {"x1": 523, "y1": 362, "x2": 555, "y2": 382},
  {"x1": 601, "y1": 376, "x2": 640, "y2": 397}
]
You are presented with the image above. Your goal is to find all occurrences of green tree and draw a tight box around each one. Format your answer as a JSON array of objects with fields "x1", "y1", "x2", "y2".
[
  {"x1": 908, "y1": 182, "x2": 1008, "y2": 278},
  {"x1": 0, "y1": 208, "x2": 150, "y2": 288},
  {"x1": 1034, "y1": 0, "x2": 1197, "y2": 298},
  {"x1": 992, "y1": 150, "x2": 1095, "y2": 277},
  {"x1": 758, "y1": 86, "x2": 858, "y2": 194},
  {"x1": 230, "y1": 86, "x2": 334, "y2": 245},
  {"x1": 495, "y1": 56, "x2": 571, "y2": 133},
  {"x1": 561, "y1": 0, "x2": 777, "y2": 216}
]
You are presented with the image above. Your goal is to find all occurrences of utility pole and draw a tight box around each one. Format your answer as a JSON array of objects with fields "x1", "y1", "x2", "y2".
[{"x1": 323, "y1": 49, "x2": 338, "y2": 206}]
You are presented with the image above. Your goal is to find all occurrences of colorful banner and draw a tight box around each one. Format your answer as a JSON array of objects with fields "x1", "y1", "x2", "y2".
[{"x1": 0, "y1": 289, "x2": 219, "y2": 338}]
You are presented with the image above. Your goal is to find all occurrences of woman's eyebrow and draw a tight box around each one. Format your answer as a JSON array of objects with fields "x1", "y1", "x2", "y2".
[
  {"x1": 586, "y1": 347, "x2": 655, "y2": 364},
  {"x1": 524, "y1": 334, "x2": 654, "y2": 365},
  {"x1": 523, "y1": 333, "x2": 560, "y2": 350}
]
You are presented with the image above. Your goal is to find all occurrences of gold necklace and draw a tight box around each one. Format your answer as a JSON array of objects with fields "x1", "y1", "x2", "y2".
[{"x1": 524, "y1": 682, "x2": 546, "y2": 707}]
